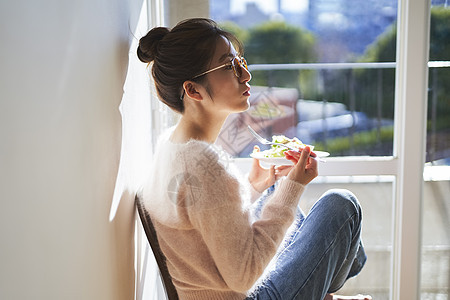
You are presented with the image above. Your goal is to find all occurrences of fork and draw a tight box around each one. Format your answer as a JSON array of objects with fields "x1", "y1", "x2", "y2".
[
  {"x1": 247, "y1": 125, "x2": 299, "y2": 151},
  {"x1": 247, "y1": 125, "x2": 325, "y2": 162}
]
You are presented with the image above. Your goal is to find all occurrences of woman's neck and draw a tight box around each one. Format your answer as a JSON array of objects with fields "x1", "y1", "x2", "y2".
[{"x1": 171, "y1": 112, "x2": 228, "y2": 144}]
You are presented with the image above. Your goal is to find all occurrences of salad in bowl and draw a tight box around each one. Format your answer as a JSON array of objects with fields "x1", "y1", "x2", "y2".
[{"x1": 250, "y1": 134, "x2": 329, "y2": 165}]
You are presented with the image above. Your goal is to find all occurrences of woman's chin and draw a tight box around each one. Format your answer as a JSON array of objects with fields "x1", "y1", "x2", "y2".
[
  {"x1": 226, "y1": 99, "x2": 250, "y2": 114},
  {"x1": 241, "y1": 99, "x2": 251, "y2": 112}
]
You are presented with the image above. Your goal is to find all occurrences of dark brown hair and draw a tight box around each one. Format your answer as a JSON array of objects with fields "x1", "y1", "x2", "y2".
[{"x1": 137, "y1": 18, "x2": 242, "y2": 113}]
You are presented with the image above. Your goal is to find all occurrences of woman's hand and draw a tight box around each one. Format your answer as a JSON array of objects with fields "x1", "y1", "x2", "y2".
[
  {"x1": 285, "y1": 146, "x2": 318, "y2": 185},
  {"x1": 248, "y1": 146, "x2": 292, "y2": 193}
]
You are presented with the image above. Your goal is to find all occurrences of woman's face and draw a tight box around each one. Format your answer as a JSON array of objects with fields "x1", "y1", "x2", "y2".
[{"x1": 201, "y1": 36, "x2": 252, "y2": 114}]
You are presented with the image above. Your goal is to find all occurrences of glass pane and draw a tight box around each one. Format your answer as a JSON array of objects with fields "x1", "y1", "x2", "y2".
[
  {"x1": 421, "y1": 3, "x2": 450, "y2": 299},
  {"x1": 211, "y1": 0, "x2": 397, "y2": 158},
  {"x1": 302, "y1": 177, "x2": 394, "y2": 299},
  {"x1": 426, "y1": 4, "x2": 450, "y2": 166},
  {"x1": 421, "y1": 179, "x2": 450, "y2": 299}
]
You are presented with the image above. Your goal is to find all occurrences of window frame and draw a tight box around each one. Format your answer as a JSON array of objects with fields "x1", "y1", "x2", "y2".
[
  {"x1": 229, "y1": 0, "x2": 432, "y2": 298},
  {"x1": 141, "y1": 0, "x2": 433, "y2": 299},
  {"x1": 391, "y1": 0, "x2": 430, "y2": 298}
]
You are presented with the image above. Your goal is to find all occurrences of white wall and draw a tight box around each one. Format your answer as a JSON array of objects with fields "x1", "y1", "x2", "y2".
[
  {"x1": 0, "y1": 0, "x2": 142, "y2": 299},
  {"x1": 164, "y1": 0, "x2": 209, "y2": 27}
]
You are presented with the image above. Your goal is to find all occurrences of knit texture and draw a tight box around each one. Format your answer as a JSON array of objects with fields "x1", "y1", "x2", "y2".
[{"x1": 142, "y1": 128, "x2": 305, "y2": 299}]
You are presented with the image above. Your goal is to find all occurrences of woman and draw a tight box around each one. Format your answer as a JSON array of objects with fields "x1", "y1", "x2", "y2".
[{"x1": 138, "y1": 18, "x2": 368, "y2": 300}]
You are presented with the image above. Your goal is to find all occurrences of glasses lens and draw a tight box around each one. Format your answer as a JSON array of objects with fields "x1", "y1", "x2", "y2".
[
  {"x1": 240, "y1": 57, "x2": 248, "y2": 69},
  {"x1": 232, "y1": 57, "x2": 248, "y2": 77},
  {"x1": 231, "y1": 57, "x2": 240, "y2": 77}
]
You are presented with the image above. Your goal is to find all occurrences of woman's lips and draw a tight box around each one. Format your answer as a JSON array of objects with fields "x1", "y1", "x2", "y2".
[{"x1": 243, "y1": 88, "x2": 251, "y2": 96}]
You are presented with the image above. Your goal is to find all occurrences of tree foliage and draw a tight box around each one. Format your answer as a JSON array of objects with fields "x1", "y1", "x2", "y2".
[
  {"x1": 219, "y1": 21, "x2": 250, "y2": 45},
  {"x1": 221, "y1": 21, "x2": 316, "y2": 89},
  {"x1": 245, "y1": 21, "x2": 316, "y2": 88},
  {"x1": 349, "y1": 7, "x2": 450, "y2": 122},
  {"x1": 220, "y1": 8, "x2": 449, "y2": 125},
  {"x1": 245, "y1": 21, "x2": 316, "y2": 64}
]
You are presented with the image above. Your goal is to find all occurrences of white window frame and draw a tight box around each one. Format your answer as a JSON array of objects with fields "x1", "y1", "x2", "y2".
[
  {"x1": 391, "y1": 0, "x2": 430, "y2": 299},
  {"x1": 234, "y1": 0, "x2": 430, "y2": 299},
  {"x1": 142, "y1": 0, "x2": 432, "y2": 299},
  {"x1": 236, "y1": 1, "x2": 431, "y2": 298},
  {"x1": 231, "y1": 1, "x2": 431, "y2": 297}
]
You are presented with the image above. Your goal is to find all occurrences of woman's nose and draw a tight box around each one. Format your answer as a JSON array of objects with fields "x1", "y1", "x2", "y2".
[{"x1": 240, "y1": 65, "x2": 252, "y2": 83}]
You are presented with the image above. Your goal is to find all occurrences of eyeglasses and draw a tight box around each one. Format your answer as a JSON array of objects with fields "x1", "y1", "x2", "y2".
[
  {"x1": 192, "y1": 55, "x2": 248, "y2": 79},
  {"x1": 180, "y1": 55, "x2": 249, "y2": 100}
]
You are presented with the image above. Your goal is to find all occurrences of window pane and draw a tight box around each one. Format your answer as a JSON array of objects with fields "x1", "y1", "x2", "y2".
[
  {"x1": 426, "y1": 4, "x2": 450, "y2": 166},
  {"x1": 212, "y1": 0, "x2": 397, "y2": 159},
  {"x1": 421, "y1": 179, "x2": 450, "y2": 299},
  {"x1": 211, "y1": 1, "x2": 398, "y2": 298},
  {"x1": 421, "y1": 3, "x2": 450, "y2": 299}
]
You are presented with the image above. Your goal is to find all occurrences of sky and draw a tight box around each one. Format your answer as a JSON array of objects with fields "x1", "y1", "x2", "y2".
[{"x1": 230, "y1": 0, "x2": 308, "y2": 15}]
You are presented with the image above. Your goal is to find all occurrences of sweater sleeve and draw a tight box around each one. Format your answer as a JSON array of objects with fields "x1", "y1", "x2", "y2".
[{"x1": 186, "y1": 150, "x2": 305, "y2": 292}]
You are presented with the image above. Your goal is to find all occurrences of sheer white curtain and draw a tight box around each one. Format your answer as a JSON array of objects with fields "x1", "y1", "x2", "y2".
[
  {"x1": 109, "y1": 1, "x2": 154, "y2": 223},
  {"x1": 109, "y1": 1, "x2": 170, "y2": 299}
]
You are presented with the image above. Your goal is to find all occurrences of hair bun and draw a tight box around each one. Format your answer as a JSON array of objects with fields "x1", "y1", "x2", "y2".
[{"x1": 137, "y1": 27, "x2": 170, "y2": 63}]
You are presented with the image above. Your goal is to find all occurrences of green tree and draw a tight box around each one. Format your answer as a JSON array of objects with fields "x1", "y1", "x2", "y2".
[
  {"x1": 352, "y1": 6, "x2": 450, "y2": 123},
  {"x1": 219, "y1": 21, "x2": 249, "y2": 45},
  {"x1": 353, "y1": 24, "x2": 397, "y2": 119},
  {"x1": 244, "y1": 21, "x2": 316, "y2": 89}
]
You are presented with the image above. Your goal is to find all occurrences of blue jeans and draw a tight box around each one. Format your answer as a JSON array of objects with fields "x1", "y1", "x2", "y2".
[{"x1": 247, "y1": 186, "x2": 367, "y2": 300}]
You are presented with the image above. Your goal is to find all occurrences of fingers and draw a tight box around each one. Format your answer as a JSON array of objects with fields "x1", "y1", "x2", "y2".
[
  {"x1": 285, "y1": 146, "x2": 311, "y2": 168},
  {"x1": 285, "y1": 148, "x2": 318, "y2": 159},
  {"x1": 275, "y1": 165, "x2": 292, "y2": 179},
  {"x1": 306, "y1": 155, "x2": 319, "y2": 178},
  {"x1": 286, "y1": 146, "x2": 319, "y2": 185},
  {"x1": 297, "y1": 146, "x2": 311, "y2": 170},
  {"x1": 284, "y1": 150, "x2": 300, "y2": 164},
  {"x1": 253, "y1": 146, "x2": 318, "y2": 186},
  {"x1": 252, "y1": 145, "x2": 262, "y2": 168},
  {"x1": 284, "y1": 155, "x2": 298, "y2": 165},
  {"x1": 301, "y1": 146, "x2": 317, "y2": 158}
]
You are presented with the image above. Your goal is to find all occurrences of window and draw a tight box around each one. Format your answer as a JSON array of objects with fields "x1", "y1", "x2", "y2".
[
  {"x1": 130, "y1": 0, "x2": 449, "y2": 299},
  {"x1": 210, "y1": 2, "x2": 399, "y2": 298},
  {"x1": 210, "y1": 0, "x2": 448, "y2": 299},
  {"x1": 420, "y1": 3, "x2": 450, "y2": 298},
  {"x1": 212, "y1": 0, "x2": 400, "y2": 160}
]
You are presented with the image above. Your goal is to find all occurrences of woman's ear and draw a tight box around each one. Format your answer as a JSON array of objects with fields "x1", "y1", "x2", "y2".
[{"x1": 183, "y1": 81, "x2": 203, "y2": 101}]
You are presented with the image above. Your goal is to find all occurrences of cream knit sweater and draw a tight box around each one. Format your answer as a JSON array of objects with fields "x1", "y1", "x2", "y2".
[{"x1": 142, "y1": 129, "x2": 305, "y2": 300}]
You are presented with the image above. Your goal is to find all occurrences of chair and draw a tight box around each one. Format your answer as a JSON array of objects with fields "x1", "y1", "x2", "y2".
[{"x1": 135, "y1": 195, "x2": 179, "y2": 300}]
